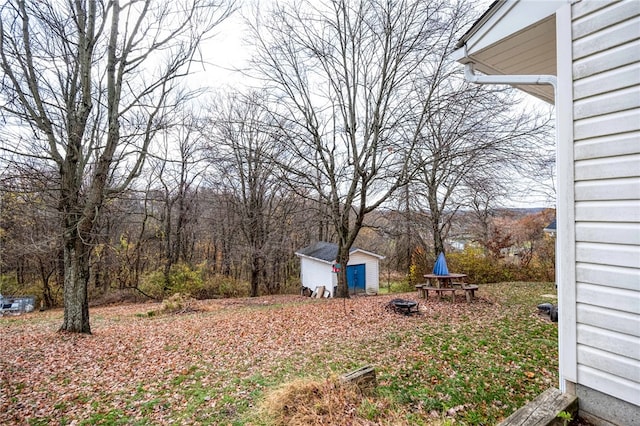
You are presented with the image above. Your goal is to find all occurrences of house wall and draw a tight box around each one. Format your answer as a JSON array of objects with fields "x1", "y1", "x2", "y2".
[
  {"x1": 299, "y1": 257, "x2": 336, "y2": 295},
  {"x1": 348, "y1": 252, "x2": 380, "y2": 294},
  {"x1": 570, "y1": 1, "x2": 640, "y2": 423}
]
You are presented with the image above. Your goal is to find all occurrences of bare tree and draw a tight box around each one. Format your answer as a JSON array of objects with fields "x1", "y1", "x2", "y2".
[
  {"x1": 206, "y1": 91, "x2": 292, "y2": 296},
  {"x1": 461, "y1": 174, "x2": 508, "y2": 255},
  {"x1": 248, "y1": 0, "x2": 470, "y2": 297},
  {"x1": 411, "y1": 77, "x2": 553, "y2": 256},
  {"x1": 148, "y1": 109, "x2": 206, "y2": 292},
  {"x1": 0, "y1": 0, "x2": 234, "y2": 332},
  {"x1": 0, "y1": 168, "x2": 62, "y2": 308}
]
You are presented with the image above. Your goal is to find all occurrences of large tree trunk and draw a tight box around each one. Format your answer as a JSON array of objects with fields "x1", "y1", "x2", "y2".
[
  {"x1": 335, "y1": 245, "x2": 350, "y2": 298},
  {"x1": 432, "y1": 219, "x2": 445, "y2": 256},
  {"x1": 59, "y1": 236, "x2": 91, "y2": 333},
  {"x1": 249, "y1": 244, "x2": 261, "y2": 297},
  {"x1": 250, "y1": 265, "x2": 259, "y2": 297}
]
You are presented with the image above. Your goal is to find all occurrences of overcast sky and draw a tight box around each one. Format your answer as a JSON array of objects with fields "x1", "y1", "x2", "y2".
[
  {"x1": 190, "y1": 4, "x2": 254, "y2": 92},
  {"x1": 191, "y1": 0, "x2": 497, "y2": 92},
  {"x1": 188, "y1": 0, "x2": 555, "y2": 208}
]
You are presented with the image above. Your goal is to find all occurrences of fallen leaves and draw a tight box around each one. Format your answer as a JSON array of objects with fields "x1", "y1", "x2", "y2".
[{"x1": 0, "y1": 284, "x2": 558, "y2": 425}]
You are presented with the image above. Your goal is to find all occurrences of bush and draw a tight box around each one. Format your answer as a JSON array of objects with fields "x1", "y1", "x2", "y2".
[
  {"x1": 160, "y1": 292, "x2": 195, "y2": 313},
  {"x1": 140, "y1": 264, "x2": 252, "y2": 300},
  {"x1": 0, "y1": 274, "x2": 59, "y2": 309},
  {"x1": 0, "y1": 274, "x2": 21, "y2": 296},
  {"x1": 446, "y1": 247, "x2": 503, "y2": 284},
  {"x1": 408, "y1": 248, "x2": 434, "y2": 285},
  {"x1": 140, "y1": 263, "x2": 203, "y2": 300},
  {"x1": 195, "y1": 274, "x2": 250, "y2": 299},
  {"x1": 446, "y1": 246, "x2": 555, "y2": 284}
]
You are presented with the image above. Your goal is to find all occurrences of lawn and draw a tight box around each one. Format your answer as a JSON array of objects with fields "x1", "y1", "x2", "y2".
[{"x1": 0, "y1": 282, "x2": 559, "y2": 425}]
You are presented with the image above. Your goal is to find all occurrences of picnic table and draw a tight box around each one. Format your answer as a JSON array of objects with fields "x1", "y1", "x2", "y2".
[{"x1": 416, "y1": 273, "x2": 478, "y2": 303}]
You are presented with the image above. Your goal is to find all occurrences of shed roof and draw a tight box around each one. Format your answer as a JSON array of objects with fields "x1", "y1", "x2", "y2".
[
  {"x1": 295, "y1": 241, "x2": 384, "y2": 264},
  {"x1": 544, "y1": 218, "x2": 557, "y2": 233}
]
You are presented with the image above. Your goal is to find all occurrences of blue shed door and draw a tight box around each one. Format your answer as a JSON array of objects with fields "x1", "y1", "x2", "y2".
[{"x1": 347, "y1": 264, "x2": 366, "y2": 293}]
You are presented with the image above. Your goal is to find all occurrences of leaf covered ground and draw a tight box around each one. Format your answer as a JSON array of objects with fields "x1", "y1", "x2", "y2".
[{"x1": 1, "y1": 282, "x2": 558, "y2": 425}]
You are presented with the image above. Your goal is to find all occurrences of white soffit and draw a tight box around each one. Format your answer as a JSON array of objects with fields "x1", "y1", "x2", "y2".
[
  {"x1": 453, "y1": 0, "x2": 564, "y2": 103},
  {"x1": 462, "y1": 0, "x2": 563, "y2": 56}
]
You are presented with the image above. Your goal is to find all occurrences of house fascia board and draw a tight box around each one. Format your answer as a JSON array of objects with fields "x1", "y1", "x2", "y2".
[{"x1": 452, "y1": 0, "x2": 565, "y2": 62}]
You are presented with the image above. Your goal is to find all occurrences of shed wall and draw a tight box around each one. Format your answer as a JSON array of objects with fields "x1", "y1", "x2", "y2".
[
  {"x1": 299, "y1": 257, "x2": 336, "y2": 295},
  {"x1": 571, "y1": 0, "x2": 640, "y2": 409},
  {"x1": 298, "y1": 250, "x2": 382, "y2": 296},
  {"x1": 348, "y1": 252, "x2": 380, "y2": 294}
]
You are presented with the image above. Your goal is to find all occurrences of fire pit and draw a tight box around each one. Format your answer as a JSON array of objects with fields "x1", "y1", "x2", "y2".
[{"x1": 387, "y1": 298, "x2": 419, "y2": 315}]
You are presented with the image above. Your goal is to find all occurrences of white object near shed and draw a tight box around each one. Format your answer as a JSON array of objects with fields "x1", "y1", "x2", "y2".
[{"x1": 295, "y1": 241, "x2": 384, "y2": 297}]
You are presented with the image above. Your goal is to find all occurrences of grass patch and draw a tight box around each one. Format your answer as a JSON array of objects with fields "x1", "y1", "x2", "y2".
[{"x1": 2, "y1": 282, "x2": 558, "y2": 425}]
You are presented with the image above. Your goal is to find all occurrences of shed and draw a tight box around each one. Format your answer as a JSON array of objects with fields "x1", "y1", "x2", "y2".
[
  {"x1": 544, "y1": 218, "x2": 557, "y2": 237},
  {"x1": 295, "y1": 241, "x2": 384, "y2": 297},
  {"x1": 452, "y1": 1, "x2": 639, "y2": 424}
]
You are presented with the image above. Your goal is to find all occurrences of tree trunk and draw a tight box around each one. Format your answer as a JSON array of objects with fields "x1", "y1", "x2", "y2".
[
  {"x1": 335, "y1": 245, "x2": 350, "y2": 298},
  {"x1": 39, "y1": 261, "x2": 56, "y2": 309},
  {"x1": 428, "y1": 193, "x2": 445, "y2": 256},
  {"x1": 59, "y1": 237, "x2": 91, "y2": 333},
  {"x1": 433, "y1": 222, "x2": 445, "y2": 256},
  {"x1": 250, "y1": 254, "x2": 260, "y2": 297}
]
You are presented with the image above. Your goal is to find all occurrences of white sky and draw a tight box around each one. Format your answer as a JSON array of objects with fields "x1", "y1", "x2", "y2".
[
  {"x1": 190, "y1": 0, "x2": 556, "y2": 208},
  {"x1": 190, "y1": 5, "x2": 255, "y2": 92},
  {"x1": 191, "y1": 0, "x2": 498, "y2": 92}
]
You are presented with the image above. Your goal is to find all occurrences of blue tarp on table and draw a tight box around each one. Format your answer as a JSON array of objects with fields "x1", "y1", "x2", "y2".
[{"x1": 433, "y1": 252, "x2": 449, "y2": 275}]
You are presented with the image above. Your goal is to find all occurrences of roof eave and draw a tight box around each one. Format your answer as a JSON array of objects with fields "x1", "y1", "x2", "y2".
[
  {"x1": 452, "y1": 0, "x2": 561, "y2": 104},
  {"x1": 294, "y1": 252, "x2": 335, "y2": 265}
]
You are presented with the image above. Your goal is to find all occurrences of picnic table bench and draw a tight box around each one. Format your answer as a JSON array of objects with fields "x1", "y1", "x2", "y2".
[{"x1": 415, "y1": 283, "x2": 479, "y2": 303}]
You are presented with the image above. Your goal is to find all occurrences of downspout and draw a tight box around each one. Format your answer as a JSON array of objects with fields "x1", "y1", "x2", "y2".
[{"x1": 461, "y1": 40, "x2": 576, "y2": 395}]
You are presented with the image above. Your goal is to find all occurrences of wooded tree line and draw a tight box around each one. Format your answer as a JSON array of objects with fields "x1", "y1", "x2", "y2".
[{"x1": 0, "y1": 0, "x2": 553, "y2": 332}]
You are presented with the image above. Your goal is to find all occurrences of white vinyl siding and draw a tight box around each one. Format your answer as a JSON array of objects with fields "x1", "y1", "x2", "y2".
[
  {"x1": 573, "y1": 62, "x2": 640, "y2": 100},
  {"x1": 299, "y1": 257, "x2": 336, "y2": 294},
  {"x1": 297, "y1": 248, "x2": 383, "y2": 296},
  {"x1": 571, "y1": 0, "x2": 640, "y2": 407},
  {"x1": 576, "y1": 262, "x2": 638, "y2": 291},
  {"x1": 577, "y1": 303, "x2": 640, "y2": 337}
]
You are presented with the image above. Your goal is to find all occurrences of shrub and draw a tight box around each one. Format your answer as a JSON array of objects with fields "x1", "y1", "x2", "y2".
[
  {"x1": 0, "y1": 274, "x2": 59, "y2": 309},
  {"x1": 140, "y1": 263, "x2": 203, "y2": 300},
  {"x1": 447, "y1": 247, "x2": 504, "y2": 284},
  {"x1": 0, "y1": 274, "x2": 21, "y2": 296},
  {"x1": 141, "y1": 263, "x2": 256, "y2": 300},
  {"x1": 408, "y1": 248, "x2": 434, "y2": 285},
  {"x1": 446, "y1": 245, "x2": 555, "y2": 284},
  {"x1": 195, "y1": 274, "x2": 250, "y2": 299},
  {"x1": 160, "y1": 292, "x2": 195, "y2": 313}
]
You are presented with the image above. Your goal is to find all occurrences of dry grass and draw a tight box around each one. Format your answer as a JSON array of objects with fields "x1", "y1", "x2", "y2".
[
  {"x1": 260, "y1": 377, "x2": 367, "y2": 425},
  {"x1": 259, "y1": 375, "x2": 458, "y2": 426}
]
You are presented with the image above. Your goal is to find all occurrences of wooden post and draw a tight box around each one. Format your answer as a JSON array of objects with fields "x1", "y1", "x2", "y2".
[
  {"x1": 340, "y1": 365, "x2": 376, "y2": 395},
  {"x1": 497, "y1": 388, "x2": 577, "y2": 426}
]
